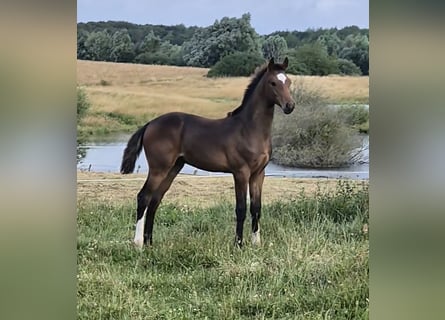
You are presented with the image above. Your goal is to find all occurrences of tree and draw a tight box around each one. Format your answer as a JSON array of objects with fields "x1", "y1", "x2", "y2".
[
  {"x1": 76, "y1": 21, "x2": 368, "y2": 73},
  {"x1": 139, "y1": 31, "x2": 161, "y2": 54},
  {"x1": 317, "y1": 31, "x2": 342, "y2": 57},
  {"x1": 84, "y1": 30, "x2": 112, "y2": 61},
  {"x1": 182, "y1": 13, "x2": 260, "y2": 67},
  {"x1": 158, "y1": 41, "x2": 184, "y2": 65},
  {"x1": 207, "y1": 52, "x2": 265, "y2": 77},
  {"x1": 134, "y1": 30, "x2": 184, "y2": 65},
  {"x1": 77, "y1": 29, "x2": 90, "y2": 60},
  {"x1": 261, "y1": 35, "x2": 288, "y2": 61},
  {"x1": 337, "y1": 58, "x2": 362, "y2": 75},
  {"x1": 110, "y1": 29, "x2": 135, "y2": 62},
  {"x1": 286, "y1": 43, "x2": 338, "y2": 75},
  {"x1": 339, "y1": 34, "x2": 369, "y2": 75}
]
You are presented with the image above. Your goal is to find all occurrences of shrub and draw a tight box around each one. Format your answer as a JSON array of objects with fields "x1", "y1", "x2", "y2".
[
  {"x1": 337, "y1": 104, "x2": 369, "y2": 127},
  {"x1": 207, "y1": 52, "x2": 265, "y2": 77},
  {"x1": 337, "y1": 58, "x2": 362, "y2": 76},
  {"x1": 135, "y1": 52, "x2": 171, "y2": 65},
  {"x1": 286, "y1": 44, "x2": 338, "y2": 76},
  {"x1": 99, "y1": 79, "x2": 111, "y2": 86},
  {"x1": 285, "y1": 57, "x2": 311, "y2": 75},
  {"x1": 77, "y1": 86, "x2": 90, "y2": 122},
  {"x1": 77, "y1": 86, "x2": 91, "y2": 163},
  {"x1": 272, "y1": 81, "x2": 366, "y2": 168}
]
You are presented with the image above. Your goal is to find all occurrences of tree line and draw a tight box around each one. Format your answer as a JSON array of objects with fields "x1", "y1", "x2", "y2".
[{"x1": 77, "y1": 13, "x2": 368, "y2": 76}]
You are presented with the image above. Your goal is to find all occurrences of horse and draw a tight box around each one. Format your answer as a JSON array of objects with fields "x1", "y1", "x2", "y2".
[{"x1": 121, "y1": 57, "x2": 295, "y2": 248}]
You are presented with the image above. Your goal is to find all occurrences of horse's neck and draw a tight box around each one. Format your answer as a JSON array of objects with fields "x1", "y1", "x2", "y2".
[{"x1": 240, "y1": 93, "x2": 275, "y2": 136}]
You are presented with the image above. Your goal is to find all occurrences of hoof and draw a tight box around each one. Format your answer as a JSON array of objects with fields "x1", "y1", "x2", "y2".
[
  {"x1": 235, "y1": 239, "x2": 243, "y2": 248},
  {"x1": 252, "y1": 231, "x2": 261, "y2": 246},
  {"x1": 133, "y1": 239, "x2": 144, "y2": 249}
]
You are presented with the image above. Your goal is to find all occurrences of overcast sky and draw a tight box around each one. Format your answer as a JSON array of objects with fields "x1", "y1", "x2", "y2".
[{"x1": 77, "y1": 0, "x2": 368, "y2": 35}]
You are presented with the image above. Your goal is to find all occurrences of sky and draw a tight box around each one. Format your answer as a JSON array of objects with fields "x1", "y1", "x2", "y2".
[{"x1": 77, "y1": 0, "x2": 369, "y2": 35}]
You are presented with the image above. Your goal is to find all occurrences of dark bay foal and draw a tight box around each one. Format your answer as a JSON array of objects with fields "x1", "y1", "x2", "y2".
[{"x1": 121, "y1": 57, "x2": 295, "y2": 248}]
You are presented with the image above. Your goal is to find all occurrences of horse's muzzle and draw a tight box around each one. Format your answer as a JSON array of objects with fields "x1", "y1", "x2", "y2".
[{"x1": 282, "y1": 102, "x2": 295, "y2": 114}]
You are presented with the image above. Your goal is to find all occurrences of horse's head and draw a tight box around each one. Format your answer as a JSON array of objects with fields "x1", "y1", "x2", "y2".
[{"x1": 263, "y1": 57, "x2": 295, "y2": 114}]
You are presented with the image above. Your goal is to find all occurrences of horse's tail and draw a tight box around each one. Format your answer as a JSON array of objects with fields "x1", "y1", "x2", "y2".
[{"x1": 120, "y1": 122, "x2": 150, "y2": 174}]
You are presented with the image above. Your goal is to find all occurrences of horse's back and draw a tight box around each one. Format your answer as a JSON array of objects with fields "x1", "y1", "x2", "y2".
[{"x1": 144, "y1": 112, "x2": 240, "y2": 172}]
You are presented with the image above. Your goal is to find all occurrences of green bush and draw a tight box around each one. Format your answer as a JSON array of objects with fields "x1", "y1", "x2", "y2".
[
  {"x1": 285, "y1": 58, "x2": 310, "y2": 75},
  {"x1": 286, "y1": 44, "x2": 338, "y2": 76},
  {"x1": 207, "y1": 52, "x2": 265, "y2": 77},
  {"x1": 77, "y1": 86, "x2": 90, "y2": 122},
  {"x1": 337, "y1": 58, "x2": 362, "y2": 75},
  {"x1": 135, "y1": 52, "x2": 171, "y2": 65},
  {"x1": 337, "y1": 104, "x2": 369, "y2": 127},
  {"x1": 77, "y1": 86, "x2": 91, "y2": 163},
  {"x1": 272, "y1": 81, "x2": 366, "y2": 168}
]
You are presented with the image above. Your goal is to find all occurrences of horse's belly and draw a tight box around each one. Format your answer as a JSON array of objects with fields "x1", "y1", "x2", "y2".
[{"x1": 183, "y1": 152, "x2": 231, "y2": 173}]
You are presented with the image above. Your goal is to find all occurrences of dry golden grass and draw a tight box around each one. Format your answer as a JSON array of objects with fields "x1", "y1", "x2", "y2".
[
  {"x1": 77, "y1": 171, "x2": 359, "y2": 208},
  {"x1": 291, "y1": 75, "x2": 369, "y2": 103},
  {"x1": 77, "y1": 60, "x2": 369, "y2": 133}
]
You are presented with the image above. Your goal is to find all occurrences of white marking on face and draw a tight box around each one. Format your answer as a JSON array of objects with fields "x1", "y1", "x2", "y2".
[
  {"x1": 277, "y1": 73, "x2": 287, "y2": 84},
  {"x1": 252, "y1": 225, "x2": 261, "y2": 246},
  {"x1": 133, "y1": 209, "x2": 146, "y2": 248}
]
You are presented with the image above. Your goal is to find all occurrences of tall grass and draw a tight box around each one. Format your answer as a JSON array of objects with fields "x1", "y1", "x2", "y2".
[{"x1": 77, "y1": 180, "x2": 368, "y2": 319}]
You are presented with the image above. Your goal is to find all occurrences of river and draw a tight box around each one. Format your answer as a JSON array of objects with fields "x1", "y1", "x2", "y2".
[{"x1": 77, "y1": 135, "x2": 368, "y2": 179}]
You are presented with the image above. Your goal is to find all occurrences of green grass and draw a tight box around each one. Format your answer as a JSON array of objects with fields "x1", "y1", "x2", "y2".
[
  {"x1": 77, "y1": 181, "x2": 369, "y2": 319},
  {"x1": 77, "y1": 111, "x2": 151, "y2": 138}
]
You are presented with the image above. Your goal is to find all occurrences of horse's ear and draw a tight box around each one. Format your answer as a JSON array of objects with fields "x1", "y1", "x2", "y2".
[
  {"x1": 268, "y1": 58, "x2": 275, "y2": 70},
  {"x1": 282, "y1": 57, "x2": 289, "y2": 69}
]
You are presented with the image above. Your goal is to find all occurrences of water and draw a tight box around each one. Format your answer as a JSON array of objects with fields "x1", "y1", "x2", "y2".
[{"x1": 77, "y1": 135, "x2": 369, "y2": 179}]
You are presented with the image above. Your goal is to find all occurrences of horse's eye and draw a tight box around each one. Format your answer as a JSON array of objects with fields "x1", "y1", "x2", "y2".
[{"x1": 271, "y1": 81, "x2": 277, "y2": 87}]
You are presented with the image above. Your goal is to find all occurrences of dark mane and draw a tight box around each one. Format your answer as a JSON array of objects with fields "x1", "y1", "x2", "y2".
[{"x1": 228, "y1": 64, "x2": 268, "y2": 117}]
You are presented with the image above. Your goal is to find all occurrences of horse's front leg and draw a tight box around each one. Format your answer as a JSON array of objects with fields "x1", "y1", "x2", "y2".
[
  {"x1": 249, "y1": 170, "x2": 265, "y2": 246},
  {"x1": 233, "y1": 171, "x2": 249, "y2": 247}
]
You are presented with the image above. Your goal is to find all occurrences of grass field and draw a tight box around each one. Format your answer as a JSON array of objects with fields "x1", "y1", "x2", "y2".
[
  {"x1": 77, "y1": 60, "x2": 369, "y2": 318},
  {"x1": 77, "y1": 60, "x2": 369, "y2": 137},
  {"x1": 77, "y1": 174, "x2": 369, "y2": 319}
]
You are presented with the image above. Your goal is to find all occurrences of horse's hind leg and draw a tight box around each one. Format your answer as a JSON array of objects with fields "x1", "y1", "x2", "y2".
[
  {"x1": 143, "y1": 158, "x2": 185, "y2": 245},
  {"x1": 133, "y1": 180, "x2": 149, "y2": 248},
  {"x1": 249, "y1": 170, "x2": 265, "y2": 246}
]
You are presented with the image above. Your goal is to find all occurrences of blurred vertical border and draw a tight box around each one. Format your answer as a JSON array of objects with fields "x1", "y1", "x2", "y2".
[
  {"x1": 371, "y1": 0, "x2": 445, "y2": 319},
  {"x1": 0, "y1": 1, "x2": 77, "y2": 319}
]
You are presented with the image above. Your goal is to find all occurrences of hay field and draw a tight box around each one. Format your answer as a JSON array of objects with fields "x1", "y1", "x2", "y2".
[{"x1": 77, "y1": 60, "x2": 368, "y2": 135}]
